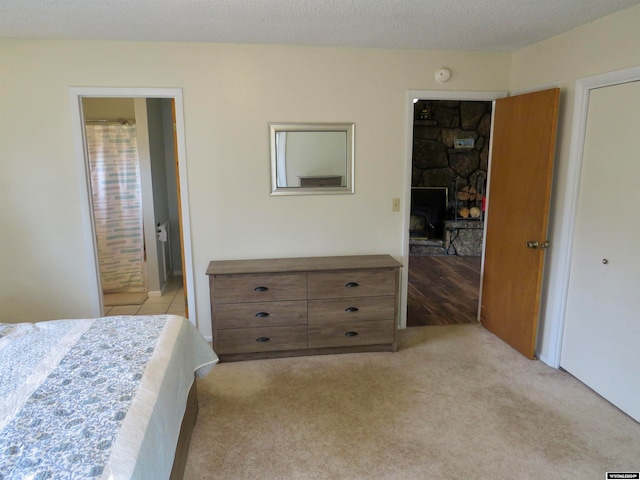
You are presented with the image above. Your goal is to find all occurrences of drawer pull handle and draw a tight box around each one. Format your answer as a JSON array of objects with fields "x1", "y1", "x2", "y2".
[
  {"x1": 255, "y1": 312, "x2": 270, "y2": 318},
  {"x1": 345, "y1": 331, "x2": 359, "y2": 337},
  {"x1": 256, "y1": 336, "x2": 271, "y2": 342},
  {"x1": 345, "y1": 307, "x2": 359, "y2": 313},
  {"x1": 254, "y1": 286, "x2": 269, "y2": 292},
  {"x1": 345, "y1": 282, "x2": 359, "y2": 288}
]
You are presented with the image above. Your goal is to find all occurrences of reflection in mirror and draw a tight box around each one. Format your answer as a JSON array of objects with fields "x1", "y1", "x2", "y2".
[
  {"x1": 270, "y1": 123, "x2": 354, "y2": 195},
  {"x1": 276, "y1": 131, "x2": 346, "y2": 187}
]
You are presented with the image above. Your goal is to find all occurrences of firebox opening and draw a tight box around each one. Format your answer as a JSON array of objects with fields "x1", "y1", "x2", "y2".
[{"x1": 409, "y1": 187, "x2": 448, "y2": 240}]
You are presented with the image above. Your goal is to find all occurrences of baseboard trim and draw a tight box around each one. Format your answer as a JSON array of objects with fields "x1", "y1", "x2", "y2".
[{"x1": 537, "y1": 352, "x2": 554, "y2": 368}]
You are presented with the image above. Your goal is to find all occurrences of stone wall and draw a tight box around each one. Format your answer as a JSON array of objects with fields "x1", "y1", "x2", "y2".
[{"x1": 412, "y1": 100, "x2": 491, "y2": 195}]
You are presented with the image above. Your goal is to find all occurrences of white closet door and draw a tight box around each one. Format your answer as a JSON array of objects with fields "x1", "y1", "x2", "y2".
[{"x1": 561, "y1": 80, "x2": 640, "y2": 421}]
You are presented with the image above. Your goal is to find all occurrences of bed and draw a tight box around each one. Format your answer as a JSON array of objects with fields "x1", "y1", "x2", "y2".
[{"x1": 0, "y1": 314, "x2": 218, "y2": 480}]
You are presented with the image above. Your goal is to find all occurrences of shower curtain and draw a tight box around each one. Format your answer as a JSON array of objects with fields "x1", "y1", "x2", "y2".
[{"x1": 85, "y1": 123, "x2": 145, "y2": 292}]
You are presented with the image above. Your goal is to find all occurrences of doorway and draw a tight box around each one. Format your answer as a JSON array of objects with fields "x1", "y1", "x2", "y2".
[
  {"x1": 400, "y1": 90, "x2": 506, "y2": 330},
  {"x1": 403, "y1": 88, "x2": 561, "y2": 360},
  {"x1": 405, "y1": 95, "x2": 494, "y2": 327},
  {"x1": 70, "y1": 87, "x2": 196, "y2": 324},
  {"x1": 82, "y1": 97, "x2": 184, "y2": 315}
]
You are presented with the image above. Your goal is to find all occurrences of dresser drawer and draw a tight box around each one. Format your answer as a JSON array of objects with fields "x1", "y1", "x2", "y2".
[
  {"x1": 308, "y1": 296, "x2": 395, "y2": 325},
  {"x1": 308, "y1": 320, "x2": 394, "y2": 349},
  {"x1": 215, "y1": 300, "x2": 307, "y2": 329},
  {"x1": 212, "y1": 273, "x2": 307, "y2": 304},
  {"x1": 215, "y1": 325, "x2": 307, "y2": 354},
  {"x1": 308, "y1": 269, "x2": 396, "y2": 299}
]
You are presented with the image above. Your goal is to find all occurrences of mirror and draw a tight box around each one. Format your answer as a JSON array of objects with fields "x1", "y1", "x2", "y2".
[{"x1": 270, "y1": 123, "x2": 355, "y2": 195}]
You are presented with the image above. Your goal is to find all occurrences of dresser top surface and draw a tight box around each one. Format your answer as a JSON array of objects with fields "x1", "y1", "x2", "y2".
[{"x1": 206, "y1": 254, "x2": 402, "y2": 276}]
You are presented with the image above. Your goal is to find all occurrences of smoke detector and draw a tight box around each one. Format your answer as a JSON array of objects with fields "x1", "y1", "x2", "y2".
[{"x1": 435, "y1": 67, "x2": 451, "y2": 83}]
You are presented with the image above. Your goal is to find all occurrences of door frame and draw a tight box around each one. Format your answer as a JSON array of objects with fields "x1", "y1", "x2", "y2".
[
  {"x1": 69, "y1": 87, "x2": 197, "y2": 326},
  {"x1": 543, "y1": 66, "x2": 640, "y2": 368},
  {"x1": 400, "y1": 90, "x2": 507, "y2": 329}
]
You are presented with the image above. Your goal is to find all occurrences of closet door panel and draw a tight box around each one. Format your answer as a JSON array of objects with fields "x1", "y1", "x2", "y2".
[{"x1": 561, "y1": 80, "x2": 640, "y2": 421}]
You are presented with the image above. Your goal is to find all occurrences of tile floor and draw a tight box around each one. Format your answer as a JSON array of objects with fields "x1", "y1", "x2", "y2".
[{"x1": 104, "y1": 275, "x2": 186, "y2": 317}]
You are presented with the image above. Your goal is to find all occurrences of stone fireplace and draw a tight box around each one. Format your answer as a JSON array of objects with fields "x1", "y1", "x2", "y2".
[{"x1": 410, "y1": 99, "x2": 491, "y2": 256}]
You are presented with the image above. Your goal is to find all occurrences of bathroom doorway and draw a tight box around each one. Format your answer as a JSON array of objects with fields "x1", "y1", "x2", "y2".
[
  {"x1": 71, "y1": 87, "x2": 196, "y2": 322},
  {"x1": 82, "y1": 97, "x2": 184, "y2": 314}
]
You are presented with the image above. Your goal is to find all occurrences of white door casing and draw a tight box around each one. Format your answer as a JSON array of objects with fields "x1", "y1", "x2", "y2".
[
  {"x1": 69, "y1": 87, "x2": 197, "y2": 327},
  {"x1": 401, "y1": 90, "x2": 507, "y2": 330}
]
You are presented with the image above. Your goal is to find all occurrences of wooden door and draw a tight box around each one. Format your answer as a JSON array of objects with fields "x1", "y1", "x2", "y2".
[
  {"x1": 480, "y1": 88, "x2": 560, "y2": 358},
  {"x1": 560, "y1": 81, "x2": 640, "y2": 421}
]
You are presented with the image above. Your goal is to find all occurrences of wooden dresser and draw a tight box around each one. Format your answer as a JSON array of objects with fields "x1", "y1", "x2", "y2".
[{"x1": 206, "y1": 255, "x2": 402, "y2": 361}]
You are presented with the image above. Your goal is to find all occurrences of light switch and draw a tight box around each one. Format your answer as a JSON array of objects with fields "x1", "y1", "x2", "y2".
[{"x1": 392, "y1": 198, "x2": 400, "y2": 212}]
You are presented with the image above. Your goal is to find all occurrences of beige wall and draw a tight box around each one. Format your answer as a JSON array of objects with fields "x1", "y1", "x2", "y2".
[
  {"x1": 1, "y1": 4, "x2": 638, "y2": 353},
  {"x1": 0, "y1": 40, "x2": 510, "y2": 335},
  {"x1": 510, "y1": 4, "x2": 640, "y2": 363}
]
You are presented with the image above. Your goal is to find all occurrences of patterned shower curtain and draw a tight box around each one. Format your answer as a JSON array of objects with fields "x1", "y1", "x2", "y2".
[{"x1": 85, "y1": 124, "x2": 145, "y2": 292}]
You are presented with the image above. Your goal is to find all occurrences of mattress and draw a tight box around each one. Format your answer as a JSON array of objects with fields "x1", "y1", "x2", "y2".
[{"x1": 0, "y1": 315, "x2": 218, "y2": 480}]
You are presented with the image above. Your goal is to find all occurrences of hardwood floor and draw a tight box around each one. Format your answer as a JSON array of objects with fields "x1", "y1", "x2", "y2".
[{"x1": 407, "y1": 255, "x2": 481, "y2": 327}]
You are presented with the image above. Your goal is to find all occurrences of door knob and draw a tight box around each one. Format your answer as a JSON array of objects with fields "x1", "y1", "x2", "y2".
[{"x1": 526, "y1": 240, "x2": 550, "y2": 249}]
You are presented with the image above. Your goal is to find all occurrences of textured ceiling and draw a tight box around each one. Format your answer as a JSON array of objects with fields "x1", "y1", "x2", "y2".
[{"x1": 1, "y1": 0, "x2": 639, "y2": 51}]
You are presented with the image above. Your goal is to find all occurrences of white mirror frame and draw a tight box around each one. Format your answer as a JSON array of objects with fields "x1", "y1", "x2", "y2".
[{"x1": 269, "y1": 122, "x2": 355, "y2": 195}]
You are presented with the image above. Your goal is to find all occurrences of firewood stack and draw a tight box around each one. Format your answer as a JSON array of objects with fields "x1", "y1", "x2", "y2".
[{"x1": 456, "y1": 186, "x2": 482, "y2": 219}]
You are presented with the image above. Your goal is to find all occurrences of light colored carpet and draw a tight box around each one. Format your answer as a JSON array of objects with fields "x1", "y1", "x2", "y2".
[
  {"x1": 185, "y1": 324, "x2": 639, "y2": 480},
  {"x1": 103, "y1": 292, "x2": 147, "y2": 306}
]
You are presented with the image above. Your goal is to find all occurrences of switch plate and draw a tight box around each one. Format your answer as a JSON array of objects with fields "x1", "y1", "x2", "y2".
[{"x1": 392, "y1": 198, "x2": 400, "y2": 212}]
